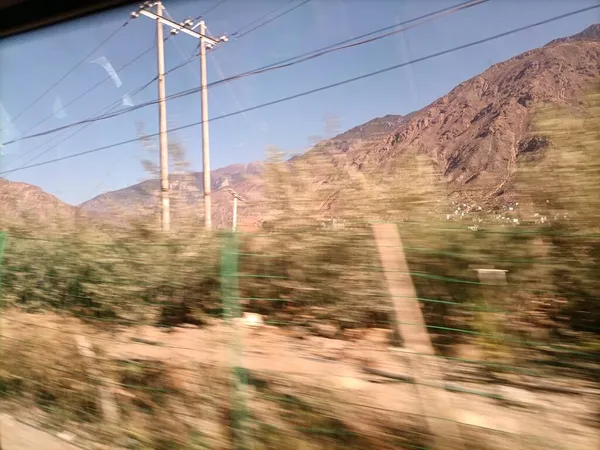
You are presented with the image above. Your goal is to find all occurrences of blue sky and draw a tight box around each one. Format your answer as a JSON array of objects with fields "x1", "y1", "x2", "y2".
[{"x1": 0, "y1": 0, "x2": 598, "y2": 205}]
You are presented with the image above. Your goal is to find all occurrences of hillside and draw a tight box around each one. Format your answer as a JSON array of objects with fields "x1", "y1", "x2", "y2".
[
  {"x1": 79, "y1": 163, "x2": 266, "y2": 227},
  {"x1": 78, "y1": 24, "x2": 599, "y2": 227},
  {"x1": 350, "y1": 25, "x2": 600, "y2": 197},
  {"x1": 2, "y1": 24, "x2": 599, "y2": 229},
  {"x1": 0, "y1": 178, "x2": 76, "y2": 230}
]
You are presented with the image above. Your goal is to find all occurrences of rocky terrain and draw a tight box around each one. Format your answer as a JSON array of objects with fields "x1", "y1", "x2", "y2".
[
  {"x1": 0, "y1": 178, "x2": 75, "y2": 230},
  {"x1": 1, "y1": 24, "x2": 599, "y2": 229}
]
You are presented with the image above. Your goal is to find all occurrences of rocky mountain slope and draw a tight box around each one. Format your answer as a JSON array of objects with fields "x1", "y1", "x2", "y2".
[
  {"x1": 79, "y1": 163, "x2": 265, "y2": 226},
  {"x1": 0, "y1": 178, "x2": 76, "y2": 230},
  {"x1": 80, "y1": 24, "x2": 599, "y2": 227},
  {"x1": 78, "y1": 116, "x2": 409, "y2": 228},
  {"x1": 2, "y1": 24, "x2": 599, "y2": 229},
  {"x1": 349, "y1": 24, "x2": 600, "y2": 198}
]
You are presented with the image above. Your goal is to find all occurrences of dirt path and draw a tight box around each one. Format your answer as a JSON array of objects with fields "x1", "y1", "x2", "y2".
[
  {"x1": 1, "y1": 414, "x2": 79, "y2": 450},
  {"x1": 107, "y1": 322, "x2": 599, "y2": 450},
  {"x1": 2, "y1": 312, "x2": 599, "y2": 450}
]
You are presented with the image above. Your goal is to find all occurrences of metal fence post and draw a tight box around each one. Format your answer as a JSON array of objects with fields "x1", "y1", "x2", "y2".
[
  {"x1": 0, "y1": 231, "x2": 6, "y2": 450},
  {"x1": 220, "y1": 231, "x2": 249, "y2": 449}
]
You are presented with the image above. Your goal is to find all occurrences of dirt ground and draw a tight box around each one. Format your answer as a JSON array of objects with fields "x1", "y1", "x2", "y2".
[
  {"x1": 1, "y1": 413, "x2": 80, "y2": 450},
  {"x1": 1, "y1": 311, "x2": 599, "y2": 450}
]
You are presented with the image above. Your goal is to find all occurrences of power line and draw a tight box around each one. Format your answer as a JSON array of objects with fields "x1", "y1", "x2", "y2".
[
  {"x1": 228, "y1": 0, "x2": 297, "y2": 38},
  {"x1": 3, "y1": 31, "x2": 192, "y2": 168},
  {"x1": 197, "y1": 0, "x2": 229, "y2": 18},
  {"x1": 17, "y1": 43, "x2": 156, "y2": 139},
  {"x1": 8, "y1": 0, "x2": 228, "y2": 165},
  {"x1": 242, "y1": 0, "x2": 489, "y2": 73},
  {"x1": 234, "y1": 0, "x2": 312, "y2": 39},
  {"x1": 8, "y1": 11, "x2": 193, "y2": 154},
  {"x1": 3, "y1": 5, "x2": 197, "y2": 173},
  {"x1": 163, "y1": 5, "x2": 202, "y2": 81},
  {"x1": 8, "y1": 19, "x2": 131, "y2": 126},
  {"x1": 2, "y1": 36, "x2": 161, "y2": 170},
  {"x1": 11, "y1": 75, "x2": 158, "y2": 171},
  {"x1": 2, "y1": 5, "x2": 595, "y2": 177},
  {"x1": 2, "y1": 0, "x2": 489, "y2": 146},
  {"x1": 3, "y1": 54, "x2": 197, "y2": 171}
]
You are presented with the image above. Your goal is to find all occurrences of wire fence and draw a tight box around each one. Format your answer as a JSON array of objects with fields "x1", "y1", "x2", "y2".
[{"x1": 0, "y1": 224, "x2": 598, "y2": 450}]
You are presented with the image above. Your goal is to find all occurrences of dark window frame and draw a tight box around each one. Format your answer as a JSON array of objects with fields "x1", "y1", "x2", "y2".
[{"x1": 0, "y1": 0, "x2": 135, "y2": 38}]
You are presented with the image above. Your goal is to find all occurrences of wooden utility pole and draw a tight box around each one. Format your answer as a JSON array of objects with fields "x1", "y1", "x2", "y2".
[
  {"x1": 156, "y1": 1, "x2": 170, "y2": 232},
  {"x1": 372, "y1": 223, "x2": 464, "y2": 450},
  {"x1": 199, "y1": 21, "x2": 212, "y2": 230}
]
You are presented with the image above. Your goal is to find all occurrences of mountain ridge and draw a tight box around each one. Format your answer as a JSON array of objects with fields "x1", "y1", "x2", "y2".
[{"x1": 2, "y1": 24, "x2": 599, "y2": 229}]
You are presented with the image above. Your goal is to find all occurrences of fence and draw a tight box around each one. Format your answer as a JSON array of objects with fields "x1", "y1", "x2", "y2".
[{"x1": 0, "y1": 223, "x2": 598, "y2": 450}]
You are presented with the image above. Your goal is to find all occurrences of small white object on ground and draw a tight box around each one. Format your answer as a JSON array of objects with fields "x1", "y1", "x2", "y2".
[
  {"x1": 56, "y1": 431, "x2": 76, "y2": 442},
  {"x1": 242, "y1": 312, "x2": 263, "y2": 327}
]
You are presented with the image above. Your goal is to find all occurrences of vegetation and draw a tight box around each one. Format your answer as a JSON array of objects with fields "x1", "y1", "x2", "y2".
[{"x1": 0, "y1": 90, "x2": 599, "y2": 448}]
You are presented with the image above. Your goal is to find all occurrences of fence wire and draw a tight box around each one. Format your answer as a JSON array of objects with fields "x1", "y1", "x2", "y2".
[{"x1": 0, "y1": 223, "x2": 598, "y2": 450}]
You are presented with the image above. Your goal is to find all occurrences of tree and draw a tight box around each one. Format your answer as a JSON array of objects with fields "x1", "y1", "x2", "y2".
[
  {"x1": 135, "y1": 122, "x2": 201, "y2": 231},
  {"x1": 136, "y1": 121, "x2": 189, "y2": 178},
  {"x1": 515, "y1": 88, "x2": 600, "y2": 329}
]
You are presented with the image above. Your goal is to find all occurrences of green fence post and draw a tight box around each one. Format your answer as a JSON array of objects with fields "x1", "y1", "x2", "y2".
[
  {"x1": 221, "y1": 231, "x2": 249, "y2": 449},
  {"x1": 0, "y1": 234, "x2": 3, "y2": 450},
  {"x1": 0, "y1": 231, "x2": 6, "y2": 323}
]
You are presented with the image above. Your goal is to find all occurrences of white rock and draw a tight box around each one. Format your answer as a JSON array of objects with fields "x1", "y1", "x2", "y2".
[
  {"x1": 57, "y1": 431, "x2": 76, "y2": 442},
  {"x1": 243, "y1": 312, "x2": 264, "y2": 327}
]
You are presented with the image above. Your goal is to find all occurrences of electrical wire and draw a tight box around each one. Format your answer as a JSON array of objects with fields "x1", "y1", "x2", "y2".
[
  {"x1": 0, "y1": 42, "x2": 158, "y2": 172},
  {"x1": 7, "y1": 19, "x2": 131, "y2": 126},
  {"x1": 234, "y1": 0, "x2": 313, "y2": 40},
  {"x1": 228, "y1": 0, "x2": 297, "y2": 38},
  {"x1": 196, "y1": 0, "x2": 230, "y2": 18},
  {"x1": 14, "y1": 76, "x2": 158, "y2": 170},
  {"x1": 4, "y1": 56, "x2": 198, "y2": 171},
  {"x1": 1, "y1": 0, "x2": 490, "y2": 147},
  {"x1": 163, "y1": 5, "x2": 201, "y2": 81},
  {"x1": 2, "y1": 4, "x2": 595, "y2": 177},
  {"x1": 243, "y1": 0, "x2": 490, "y2": 74},
  {"x1": 4, "y1": 3, "x2": 204, "y2": 168},
  {"x1": 6, "y1": 6, "x2": 193, "y2": 160}
]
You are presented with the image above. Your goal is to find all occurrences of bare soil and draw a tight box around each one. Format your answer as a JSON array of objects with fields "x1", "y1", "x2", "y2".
[{"x1": 1, "y1": 311, "x2": 599, "y2": 450}]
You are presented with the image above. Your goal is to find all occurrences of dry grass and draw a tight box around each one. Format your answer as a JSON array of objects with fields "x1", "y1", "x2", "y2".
[{"x1": 0, "y1": 325, "x2": 99, "y2": 425}]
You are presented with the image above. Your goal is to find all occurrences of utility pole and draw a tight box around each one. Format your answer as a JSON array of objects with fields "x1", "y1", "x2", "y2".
[
  {"x1": 199, "y1": 21, "x2": 212, "y2": 230},
  {"x1": 228, "y1": 189, "x2": 245, "y2": 231},
  {"x1": 156, "y1": 1, "x2": 170, "y2": 232},
  {"x1": 132, "y1": 1, "x2": 171, "y2": 232},
  {"x1": 132, "y1": 3, "x2": 227, "y2": 231}
]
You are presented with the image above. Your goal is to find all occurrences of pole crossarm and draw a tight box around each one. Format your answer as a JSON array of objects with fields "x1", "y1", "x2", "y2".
[
  {"x1": 131, "y1": 0, "x2": 225, "y2": 231},
  {"x1": 131, "y1": 2, "x2": 227, "y2": 46},
  {"x1": 228, "y1": 189, "x2": 246, "y2": 202}
]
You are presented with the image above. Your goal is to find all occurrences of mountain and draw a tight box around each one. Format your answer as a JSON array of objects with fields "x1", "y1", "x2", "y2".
[
  {"x1": 79, "y1": 163, "x2": 266, "y2": 228},
  {"x1": 0, "y1": 178, "x2": 76, "y2": 229},
  {"x1": 545, "y1": 23, "x2": 600, "y2": 46},
  {"x1": 349, "y1": 23, "x2": 600, "y2": 197},
  {"x1": 3, "y1": 24, "x2": 600, "y2": 229},
  {"x1": 79, "y1": 115, "x2": 410, "y2": 228}
]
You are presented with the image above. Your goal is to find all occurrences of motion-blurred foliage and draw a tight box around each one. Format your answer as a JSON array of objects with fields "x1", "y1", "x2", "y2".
[
  {"x1": 1, "y1": 90, "x2": 598, "y2": 352},
  {"x1": 515, "y1": 88, "x2": 600, "y2": 330}
]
